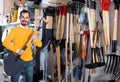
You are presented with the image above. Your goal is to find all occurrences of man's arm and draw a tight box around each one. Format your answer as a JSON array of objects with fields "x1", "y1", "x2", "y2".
[
  {"x1": 2, "y1": 28, "x2": 20, "y2": 54},
  {"x1": 30, "y1": 31, "x2": 42, "y2": 48}
]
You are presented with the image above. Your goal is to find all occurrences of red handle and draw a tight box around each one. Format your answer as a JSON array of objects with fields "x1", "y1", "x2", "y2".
[
  {"x1": 59, "y1": 5, "x2": 67, "y2": 16},
  {"x1": 100, "y1": 0, "x2": 110, "y2": 11}
]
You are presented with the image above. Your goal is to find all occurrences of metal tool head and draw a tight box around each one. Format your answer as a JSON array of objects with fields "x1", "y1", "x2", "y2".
[
  {"x1": 85, "y1": 48, "x2": 97, "y2": 69},
  {"x1": 96, "y1": 46, "x2": 105, "y2": 67}
]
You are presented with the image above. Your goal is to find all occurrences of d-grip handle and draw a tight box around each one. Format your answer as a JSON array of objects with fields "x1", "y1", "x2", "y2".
[
  {"x1": 46, "y1": 6, "x2": 55, "y2": 16},
  {"x1": 100, "y1": 0, "x2": 110, "y2": 11},
  {"x1": 113, "y1": 0, "x2": 120, "y2": 9}
]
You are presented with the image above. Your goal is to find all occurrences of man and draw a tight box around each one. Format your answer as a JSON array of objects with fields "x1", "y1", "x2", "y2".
[{"x1": 2, "y1": 10, "x2": 42, "y2": 82}]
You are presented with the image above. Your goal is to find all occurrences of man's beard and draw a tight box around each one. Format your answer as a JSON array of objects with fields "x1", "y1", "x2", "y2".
[
  {"x1": 21, "y1": 23, "x2": 27, "y2": 26},
  {"x1": 21, "y1": 21, "x2": 29, "y2": 26}
]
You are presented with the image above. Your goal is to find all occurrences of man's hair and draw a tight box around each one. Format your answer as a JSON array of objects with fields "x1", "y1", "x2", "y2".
[{"x1": 20, "y1": 10, "x2": 30, "y2": 17}]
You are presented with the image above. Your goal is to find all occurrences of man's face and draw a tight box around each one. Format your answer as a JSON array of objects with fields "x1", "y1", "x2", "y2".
[{"x1": 19, "y1": 13, "x2": 30, "y2": 26}]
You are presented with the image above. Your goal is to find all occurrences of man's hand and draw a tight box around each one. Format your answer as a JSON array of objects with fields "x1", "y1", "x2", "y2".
[
  {"x1": 17, "y1": 49, "x2": 25, "y2": 56},
  {"x1": 30, "y1": 31, "x2": 38, "y2": 41}
]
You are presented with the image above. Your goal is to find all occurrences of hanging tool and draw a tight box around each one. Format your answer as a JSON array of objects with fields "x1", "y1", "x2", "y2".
[
  {"x1": 65, "y1": 3, "x2": 70, "y2": 82},
  {"x1": 85, "y1": 0, "x2": 104, "y2": 69},
  {"x1": 107, "y1": 0, "x2": 120, "y2": 79},
  {"x1": 85, "y1": 0, "x2": 100, "y2": 69},
  {"x1": 109, "y1": 0, "x2": 120, "y2": 74}
]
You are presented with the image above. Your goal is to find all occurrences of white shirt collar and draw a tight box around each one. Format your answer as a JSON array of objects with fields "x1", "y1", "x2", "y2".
[{"x1": 20, "y1": 24, "x2": 28, "y2": 28}]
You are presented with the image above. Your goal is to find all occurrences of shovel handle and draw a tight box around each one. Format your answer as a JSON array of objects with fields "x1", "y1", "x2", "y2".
[
  {"x1": 100, "y1": 0, "x2": 110, "y2": 46},
  {"x1": 65, "y1": 41, "x2": 68, "y2": 82},
  {"x1": 50, "y1": 44, "x2": 55, "y2": 82},
  {"x1": 105, "y1": 11, "x2": 110, "y2": 45},
  {"x1": 56, "y1": 46, "x2": 61, "y2": 82},
  {"x1": 112, "y1": 0, "x2": 119, "y2": 52},
  {"x1": 86, "y1": 0, "x2": 96, "y2": 47},
  {"x1": 60, "y1": 5, "x2": 67, "y2": 39},
  {"x1": 113, "y1": 9, "x2": 119, "y2": 40},
  {"x1": 113, "y1": 0, "x2": 119, "y2": 40}
]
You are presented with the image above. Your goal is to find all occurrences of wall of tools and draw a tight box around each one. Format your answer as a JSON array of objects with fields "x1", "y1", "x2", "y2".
[
  {"x1": 0, "y1": 0, "x2": 120, "y2": 82},
  {"x1": 37, "y1": 0, "x2": 120, "y2": 82}
]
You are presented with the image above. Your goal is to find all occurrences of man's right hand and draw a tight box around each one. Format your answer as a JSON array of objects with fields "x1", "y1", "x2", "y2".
[{"x1": 30, "y1": 31, "x2": 38, "y2": 41}]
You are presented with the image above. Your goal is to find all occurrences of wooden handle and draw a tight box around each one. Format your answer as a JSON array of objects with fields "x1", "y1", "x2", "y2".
[
  {"x1": 102, "y1": 11, "x2": 107, "y2": 46},
  {"x1": 105, "y1": 11, "x2": 110, "y2": 45},
  {"x1": 60, "y1": 6, "x2": 67, "y2": 39},
  {"x1": 65, "y1": 41, "x2": 68, "y2": 82},
  {"x1": 112, "y1": 1, "x2": 119, "y2": 52},
  {"x1": 50, "y1": 44, "x2": 55, "y2": 82},
  {"x1": 66, "y1": 11, "x2": 70, "y2": 42},
  {"x1": 113, "y1": 10, "x2": 119, "y2": 40},
  {"x1": 90, "y1": 2, "x2": 96, "y2": 48},
  {"x1": 56, "y1": 46, "x2": 61, "y2": 82},
  {"x1": 93, "y1": 22, "x2": 99, "y2": 48},
  {"x1": 46, "y1": 16, "x2": 53, "y2": 29},
  {"x1": 87, "y1": 0, "x2": 96, "y2": 48},
  {"x1": 69, "y1": 11, "x2": 74, "y2": 81},
  {"x1": 69, "y1": 40, "x2": 73, "y2": 82},
  {"x1": 70, "y1": 12, "x2": 74, "y2": 43},
  {"x1": 65, "y1": 7, "x2": 70, "y2": 82},
  {"x1": 100, "y1": 0, "x2": 110, "y2": 45},
  {"x1": 34, "y1": 8, "x2": 40, "y2": 27},
  {"x1": 56, "y1": 11, "x2": 62, "y2": 40},
  {"x1": 60, "y1": 16, "x2": 66, "y2": 39}
]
